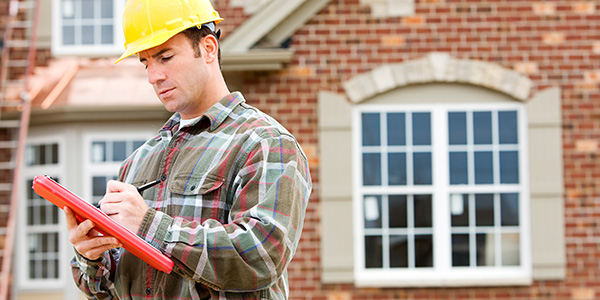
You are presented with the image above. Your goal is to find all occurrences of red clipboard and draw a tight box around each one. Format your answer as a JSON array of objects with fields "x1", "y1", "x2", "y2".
[{"x1": 32, "y1": 175, "x2": 174, "y2": 274}]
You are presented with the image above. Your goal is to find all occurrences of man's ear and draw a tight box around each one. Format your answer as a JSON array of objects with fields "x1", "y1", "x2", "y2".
[{"x1": 201, "y1": 34, "x2": 219, "y2": 64}]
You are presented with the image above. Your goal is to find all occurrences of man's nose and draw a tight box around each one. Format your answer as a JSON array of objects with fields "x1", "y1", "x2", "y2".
[{"x1": 146, "y1": 63, "x2": 165, "y2": 85}]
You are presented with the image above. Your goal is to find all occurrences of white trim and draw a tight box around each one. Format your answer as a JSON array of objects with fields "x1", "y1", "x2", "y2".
[
  {"x1": 18, "y1": 135, "x2": 68, "y2": 291},
  {"x1": 221, "y1": 0, "x2": 305, "y2": 53},
  {"x1": 51, "y1": 0, "x2": 126, "y2": 57},
  {"x1": 352, "y1": 102, "x2": 531, "y2": 287}
]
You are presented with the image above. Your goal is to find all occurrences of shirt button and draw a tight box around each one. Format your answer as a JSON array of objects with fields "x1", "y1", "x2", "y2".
[
  {"x1": 161, "y1": 174, "x2": 167, "y2": 181},
  {"x1": 146, "y1": 287, "x2": 151, "y2": 295}
]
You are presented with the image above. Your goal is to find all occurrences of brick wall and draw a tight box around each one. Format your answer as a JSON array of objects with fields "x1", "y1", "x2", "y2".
[
  {"x1": 4, "y1": 0, "x2": 597, "y2": 299},
  {"x1": 225, "y1": 0, "x2": 600, "y2": 299}
]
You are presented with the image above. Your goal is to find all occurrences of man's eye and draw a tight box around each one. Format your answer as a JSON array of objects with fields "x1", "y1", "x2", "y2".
[{"x1": 162, "y1": 56, "x2": 172, "y2": 62}]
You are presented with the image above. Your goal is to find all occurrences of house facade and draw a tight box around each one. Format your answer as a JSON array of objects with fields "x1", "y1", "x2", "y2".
[{"x1": 1, "y1": 0, "x2": 597, "y2": 299}]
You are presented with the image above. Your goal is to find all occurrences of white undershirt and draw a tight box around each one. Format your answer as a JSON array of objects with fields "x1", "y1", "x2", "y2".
[{"x1": 179, "y1": 116, "x2": 202, "y2": 129}]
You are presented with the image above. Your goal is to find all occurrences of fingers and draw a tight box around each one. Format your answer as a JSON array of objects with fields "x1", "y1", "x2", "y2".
[
  {"x1": 64, "y1": 207, "x2": 79, "y2": 230},
  {"x1": 64, "y1": 202, "x2": 123, "y2": 261},
  {"x1": 106, "y1": 180, "x2": 134, "y2": 194},
  {"x1": 75, "y1": 237, "x2": 122, "y2": 261}
]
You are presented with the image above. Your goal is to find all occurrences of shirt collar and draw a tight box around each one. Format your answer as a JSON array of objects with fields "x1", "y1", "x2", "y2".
[{"x1": 160, "y1": 92, "x2": 245, "y2": 133}]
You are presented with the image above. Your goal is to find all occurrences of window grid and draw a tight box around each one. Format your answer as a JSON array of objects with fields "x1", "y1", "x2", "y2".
[
  {"x1": 25, "y1": 176, "x2": 62, "y2": 281},
  {"x1": 84, "y1": 135, "x2": 150, "y2": 206},
  {"x1": 53, "y1": 0, "x2": 126, "y2": 55},
  {"x1": 354, "y1": 104, "x2": 529, "y2": 286},
  {"x1": 61, "y1": 0, "x2": 114, "y2": 45},
  {"x1": 22, "y1": 139, "x2": 64, "y2": 285},
  {"x1": 360, "y1": 110, "x2": 434, "y2": 270}
]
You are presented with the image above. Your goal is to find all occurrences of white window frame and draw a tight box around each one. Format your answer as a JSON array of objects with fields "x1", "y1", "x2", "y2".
[
  {"x1": 18, "y1": 135, "x2": 68, "y2": 290},
  {"x1": 82, "y1": 131, "x2": 154, "y2": 202},
  {"x1": 51, "y1": 0, "x2": 126, "y2": 56},
  {"x1": 352, "y1": 102, "x2": 531, "y2": 287}
]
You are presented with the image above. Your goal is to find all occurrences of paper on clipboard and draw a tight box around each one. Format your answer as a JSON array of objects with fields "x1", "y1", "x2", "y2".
[{"x1": 32, "y1": 175, "x2": 174, "y2": 274}]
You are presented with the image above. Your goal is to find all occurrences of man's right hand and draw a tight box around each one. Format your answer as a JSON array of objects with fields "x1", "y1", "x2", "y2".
[{"x1": 64, "y1": 206, "x2": 121, "y2": 261}]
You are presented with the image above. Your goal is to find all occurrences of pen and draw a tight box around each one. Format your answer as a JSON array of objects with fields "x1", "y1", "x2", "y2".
[
  {"x1": 136, "y1": 179, "x2": 162, "y2": 194},
  {"x1": 94, "y1": 179, "x2": 162, "y2": 209}
]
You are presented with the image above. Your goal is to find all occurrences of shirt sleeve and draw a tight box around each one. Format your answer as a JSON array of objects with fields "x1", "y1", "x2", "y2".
[
  {"x1": 70, "y1": 248, "x2": 120, "y2": 299},
  {"x1": 137, "y1": 133, "x2": 312, "y2": 292}
]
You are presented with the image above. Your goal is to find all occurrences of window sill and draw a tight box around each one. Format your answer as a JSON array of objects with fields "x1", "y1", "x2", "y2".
[{"x1": 355, "y1": 268, "x2": 532, "y2": 288}]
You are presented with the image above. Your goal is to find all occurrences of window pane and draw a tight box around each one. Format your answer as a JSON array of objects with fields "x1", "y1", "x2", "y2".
[
  {"x1": 476, "y1": 233, "x2": 495, "y2": 266},
  {"x1": 474, "y1": 151, "x2": 493, "y2": 184},
  {"x1": 413, "y1": 152, "x2": 432, "y2": 185},
  {"x1": 40, "y1": 203, "x2": 48, "y2": 225},
  {"x1": 51, "y1": 143, "x2": 59, "y2": 164},
  {"x1": 412, "y1": 113, "x2": 431, "y2": 146},
  {"x1": 113, "y1": 141, "x2": 127, "y2": 162},
  {"x1": 365, "y1": 236, "x2": 383, "y2": 268},
  {"x1": 389, "y1": 235, "x2": 408, "y2": 268},
  {"x1": 502, "y1": 233, "x2": 520, "y2": 266},
  {"x1": 39, "y1": 144, "x2": 46, "y2": 165},
  {"x1": 448, "y1": 112, "x2": 467, "y2": 145},
  {"x1": 26, "y1": 146, "x2": 35, "y2": 166},
  {"x1": 82, "y1": 25, "x2": 94, "y2": 45},
  {"x1": 362, "y1": 153, "x2": 381, "y2": 186},
  {"x1": 388, "y1": 152, "x2": 406, "y2": 185},
  {"x1": 389, "y1": 195, "x2": 407, "y2": 228},
  {"x1": 414, "y1": 195, "x2": 432, "y2": 228},
  {"x1": 415, "y1": 235, "x2": 433, "y2": 267},
  {"x1": 27, "y1": 200, "x2": 34, "y2": 226},
  {"x1": 63, "y1": 25, "x2": 75, "y2": 45},
  {"x1": 29, "y1": 260, "x2": 36, "y2": 279},
  {"x1": 93, "y1": 176, "x2": 107, "y2": 197},
  {"x1": 51, "y1": 205, "x2": 59, "y2": 225},
  {"x1": 449, "y1": 152, "x2": 468, "y2": 185},
  {"x1": 499, "y1": 111, "x2": 518, "y2": 144},
  {"x1": 62, "y1": 0, "x2": 74, "y2": 19},
  {"x1": 387, "y1": 113, "x2": 406, "y2": 146},
  {"x1": 473, "y1": 111, "x2": 492, "y2": 145},
  {"x1": 450, "y1": 194, "x2": 469, "y2": 226},
  {"x1": 501, "y1": 193, "x2": 519, "y2": 226},
  {"x1": 53, "y1": 259, "x2": 60, "y2": 279},
  {"x1": 133, "y1": 140, "x2": 146, "y2": 150},
  {"x1": 452, "y1": 234, "x2": 470, "y2": 267},
  {"x1": 475, "y1": 194, "x2": 494, "y2": 226},
  {"x1": 500, "y1": 151, "x2": 519, "y2": 184},
  {"x1": 364, "y1": 196, "x2": 382, "y2": 229},
  {"x1": 362, "y1": 113, "x2": 380, "y2": 146},
  {"x1": 100, "y1": 0, "x2": 113, "y2": 18},
  {"x1": 27, "y1": 179, "x2": 34, "y2": 199},
  {"x1": 92, "y1": 141, "x2": 106, "y2": 162},
  {"x1": 82, "y1": 0, "x2": 94, "y2": 19},
  {"x1": 101, "y1": 25, "x2": 114, "y2": 44}
]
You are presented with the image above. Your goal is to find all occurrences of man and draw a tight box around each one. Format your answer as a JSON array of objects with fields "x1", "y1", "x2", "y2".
[{"x1": 64, "y1": 1, "x2": 312, "y2": 299}]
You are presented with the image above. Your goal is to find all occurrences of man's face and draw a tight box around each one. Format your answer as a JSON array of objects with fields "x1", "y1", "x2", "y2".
[{"x1": 138, "y1": 33, "x2": 209, "y2": 119}]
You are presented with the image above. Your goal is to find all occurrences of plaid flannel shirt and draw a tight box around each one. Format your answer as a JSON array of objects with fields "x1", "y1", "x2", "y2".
[{"x1": 71, "y1": 92, "x2": 312, "y2": 300}]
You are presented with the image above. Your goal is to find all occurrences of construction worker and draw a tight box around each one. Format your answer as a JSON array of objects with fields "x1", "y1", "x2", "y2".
[{"x1": 64, "y1": 0, "x2": 312, "y2": 299}]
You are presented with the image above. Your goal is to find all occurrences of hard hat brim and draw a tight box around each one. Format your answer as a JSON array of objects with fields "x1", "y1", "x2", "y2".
[{"x1": 114, "y1": 18, "x2": 223, "y2": 64}]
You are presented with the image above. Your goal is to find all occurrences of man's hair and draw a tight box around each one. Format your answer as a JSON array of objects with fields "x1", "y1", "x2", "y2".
[{"x1": 181, "y1": 25, "x2": 222, "y2": 67}]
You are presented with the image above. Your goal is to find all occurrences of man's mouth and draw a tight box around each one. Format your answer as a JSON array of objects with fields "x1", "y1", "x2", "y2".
[{"x1": 159, "y1": 88, "x2": 174, "y2": 98}]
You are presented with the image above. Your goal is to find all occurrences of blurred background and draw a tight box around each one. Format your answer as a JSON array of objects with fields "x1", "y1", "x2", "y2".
[{"x1": 0, "y1": 0, "x2": 597, "y2": 299}]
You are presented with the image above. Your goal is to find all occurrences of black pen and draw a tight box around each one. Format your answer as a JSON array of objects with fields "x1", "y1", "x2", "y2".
[
  {"x1": 136, "y1": 179, "x2": 162, "y2": 194},
  {"x1": 95, "y1": 179, "x2": 162, "y2": 209}
]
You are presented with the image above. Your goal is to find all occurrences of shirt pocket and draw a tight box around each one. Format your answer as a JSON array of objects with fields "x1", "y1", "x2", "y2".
[
  {"x1": 167, "y1": 174, "x2": 226, "y2": 222},
  {"x1": 168, "y1": 174, "x2": 224, "y2": 196}
]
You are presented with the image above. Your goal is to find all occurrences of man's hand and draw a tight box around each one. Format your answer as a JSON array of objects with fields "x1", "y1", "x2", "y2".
[
  {"x1": 65, "y1": 207, "x2": 121, "y2": 261},
  {"x1": 98, "y1": 180, "x2": 149, "y2": 234}
]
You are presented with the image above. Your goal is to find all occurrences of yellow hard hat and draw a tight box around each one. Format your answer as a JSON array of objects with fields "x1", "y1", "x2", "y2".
[{"x1": 115, "y1": 0, "x2": 223, "y2": 64}]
